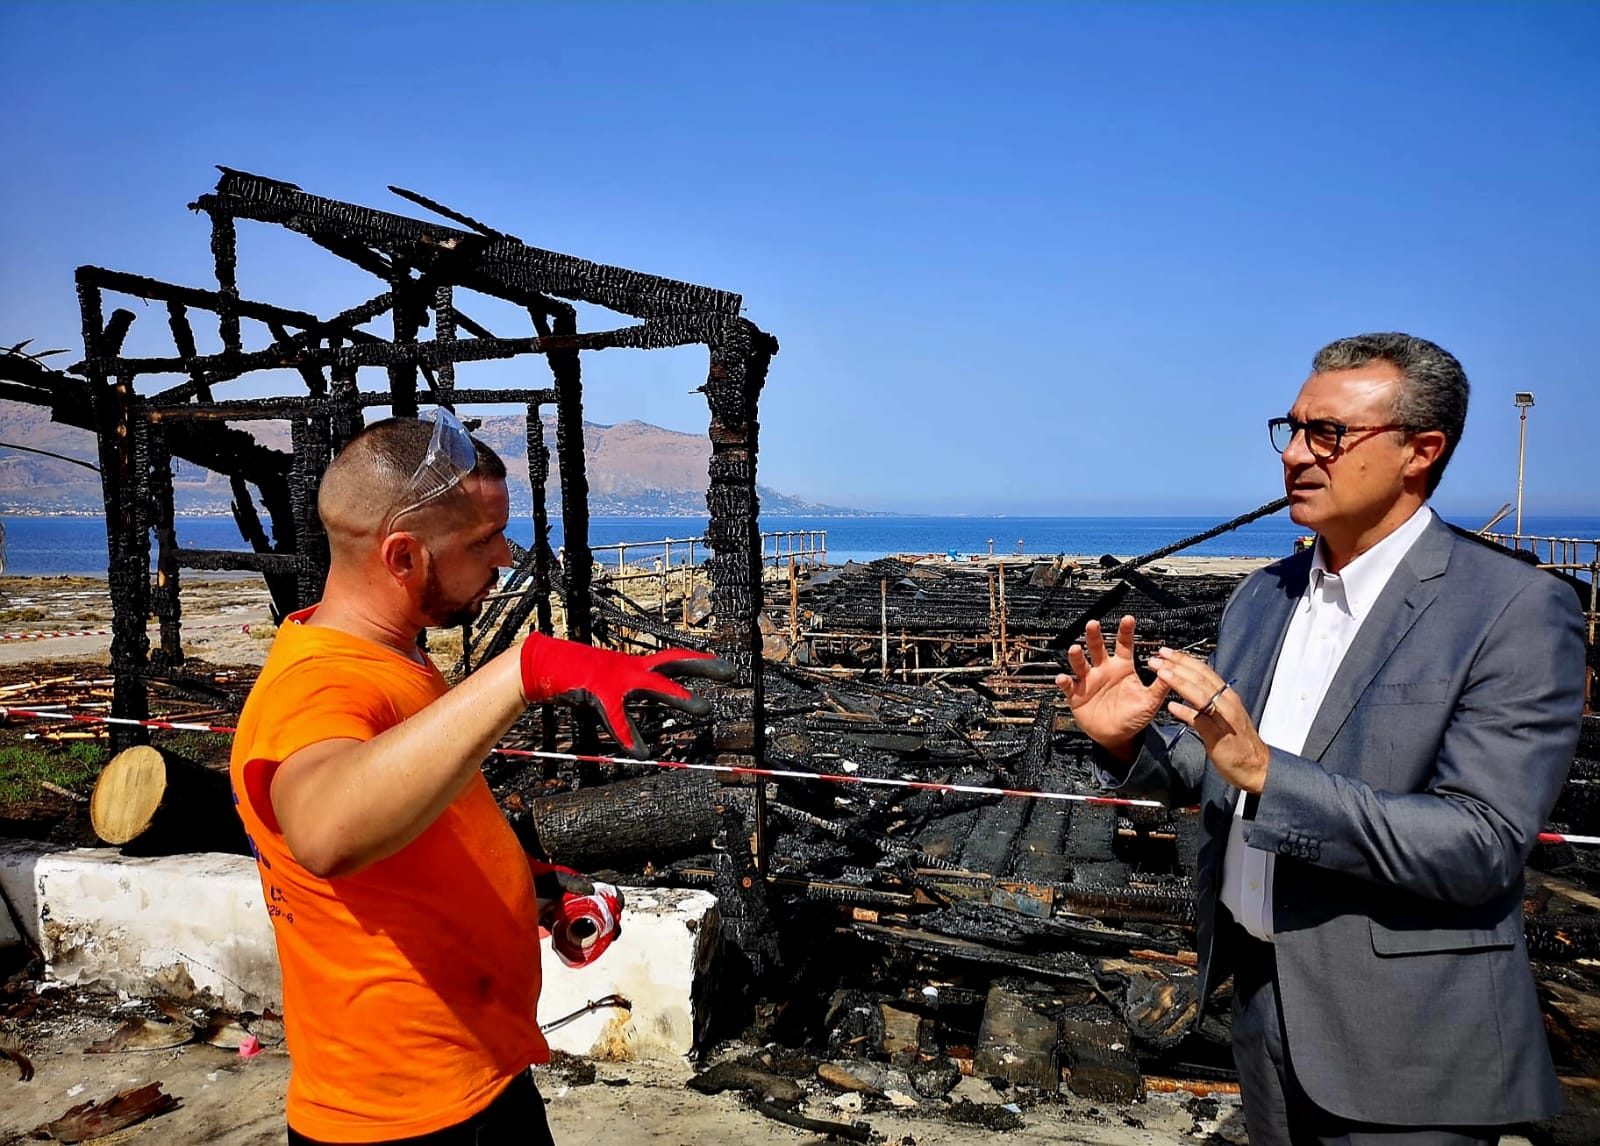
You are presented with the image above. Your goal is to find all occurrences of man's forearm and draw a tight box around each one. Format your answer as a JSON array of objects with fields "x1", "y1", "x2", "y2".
[{"x1": 272, "y1": 647, "x2": 527, "y2": 877}]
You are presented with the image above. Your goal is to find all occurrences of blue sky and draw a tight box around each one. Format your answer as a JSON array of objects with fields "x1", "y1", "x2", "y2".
[{"x1": 2, "y1": 2, "x2": 1595, "y2": 515}]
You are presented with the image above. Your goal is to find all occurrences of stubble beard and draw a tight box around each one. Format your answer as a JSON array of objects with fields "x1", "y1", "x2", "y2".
[{"x1": 421, "y1": 567, "x2": 494, "y2": 630}]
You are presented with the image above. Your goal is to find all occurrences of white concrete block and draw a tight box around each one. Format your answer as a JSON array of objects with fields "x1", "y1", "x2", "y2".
[
  {"x1": 0, "y1": 888, "x2": 20, "y2": 954},
  {"x1": 0, "y1": 839, "x2": 56, "y2": 948},
  {"x1": 0, "y1": 843, "x2": 720, "y2": 1063},
  {"x1": 538, "y1": 886, "x2": 719, "y2": 1061},
  {"x1": 27, "y1": 845, "x2": 281, "y2": 1012}
]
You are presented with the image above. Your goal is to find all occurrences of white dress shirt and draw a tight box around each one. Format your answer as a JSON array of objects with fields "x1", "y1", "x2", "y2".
[{"x1": 1219, "y1": 505, "x2": 1434, "y2": 941}]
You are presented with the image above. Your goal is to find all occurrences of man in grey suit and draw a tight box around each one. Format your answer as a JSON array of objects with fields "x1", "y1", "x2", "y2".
[{"x1": 1057, "y1": 333, "x2": 1586, "y2": 1144}]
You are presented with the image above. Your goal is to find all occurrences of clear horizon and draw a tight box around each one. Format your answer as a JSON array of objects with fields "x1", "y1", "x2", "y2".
[{"x1": 2, "y1": 3, "x2": 1596, "y2": 517}]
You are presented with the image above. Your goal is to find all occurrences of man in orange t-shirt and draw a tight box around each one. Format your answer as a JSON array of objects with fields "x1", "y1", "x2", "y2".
[{"x1": 230, "y1": 412, "x2": 729, "y2": 1145}]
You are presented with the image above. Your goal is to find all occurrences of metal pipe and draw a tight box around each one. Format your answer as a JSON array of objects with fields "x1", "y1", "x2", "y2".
[{"x1": 1516, "y1": 403, "x2": 1529, "y2": 534}]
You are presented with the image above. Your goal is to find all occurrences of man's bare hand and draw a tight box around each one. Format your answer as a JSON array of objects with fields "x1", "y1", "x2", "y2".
[
  {"x1": 1055, "y1": 616, "x2": 1170, "y2": 762},
  {"x1": 1148, "y1": 646, "x2": 1271, "y2": 794}
]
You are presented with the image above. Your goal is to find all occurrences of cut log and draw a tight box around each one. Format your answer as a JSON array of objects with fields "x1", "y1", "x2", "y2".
[
  {"x1": 89, "y1": 745, "x2": 250, "y2": 856},
  {"x1": 531, "y1": 771, "x2": 720, "y2": 870}
]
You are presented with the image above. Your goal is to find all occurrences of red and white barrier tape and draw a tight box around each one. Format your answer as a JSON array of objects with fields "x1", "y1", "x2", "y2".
[
  {"x1": 0, "y1": 706, "x2": 233, "y2": 734},
  {"x1": 489, "y1": 744, "x2": 1162, "y2": 808},
  {"x1": 0, "y1": 629, "x2": 112, "y2": 642},
  {"x1": 0, "y1": 705, "x2": 1158, "y2": 809},
  {"x1": 2, "y1": 704, "x2": 1595, "y2": 842},
  {"x1": 1, "y1": 621, "x2": 256, "y2": 643},
  {"x1": 1532, "y1": 831, "x2": 1600, "y2": 847}
]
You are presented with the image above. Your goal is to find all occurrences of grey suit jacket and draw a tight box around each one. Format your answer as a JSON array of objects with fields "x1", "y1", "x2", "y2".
[{"x1": 1116, "y1": 513, "x2": 1586, "y2": 1125}]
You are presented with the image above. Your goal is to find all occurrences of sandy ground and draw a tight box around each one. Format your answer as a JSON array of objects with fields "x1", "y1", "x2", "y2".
[
  {"x1": 0, "y1": 986, "x2": 1249, "y2": 1146},
  {"x1": 0, "y1": 577, "x2": 278, "y2": 670}
]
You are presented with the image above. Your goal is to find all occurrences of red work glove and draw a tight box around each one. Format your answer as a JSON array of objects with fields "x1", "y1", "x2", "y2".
[
  {"x1": 518, "y1": 633, "x2": 734, "y2": 758},
  {"x1": 535, "y1": 866, "x2": 624, "y2": 969}
]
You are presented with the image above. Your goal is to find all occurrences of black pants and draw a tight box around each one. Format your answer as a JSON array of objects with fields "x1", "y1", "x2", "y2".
[
  {"x1": 1230, "y1": 931, "x2": 1499, "y2": 1146},
  {"x1": 287, "y1": 1070, "x2": 556, "y2": 1146}
]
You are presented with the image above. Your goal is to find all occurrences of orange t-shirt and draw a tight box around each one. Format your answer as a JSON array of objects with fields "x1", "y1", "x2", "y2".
[{"x1": 230, "y1": 607, "x2": 548, "y2": 1142}]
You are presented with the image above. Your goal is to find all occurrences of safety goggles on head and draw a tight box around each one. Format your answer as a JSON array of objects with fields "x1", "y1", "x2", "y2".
[{"x1": 383, "y1": 407, "x2": 477, "y2": 532}]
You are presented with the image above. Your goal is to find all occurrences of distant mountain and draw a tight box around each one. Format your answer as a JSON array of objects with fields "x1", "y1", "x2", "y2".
[{"x1": 0, "y1": 401, "x2": 861, "y2": 517}]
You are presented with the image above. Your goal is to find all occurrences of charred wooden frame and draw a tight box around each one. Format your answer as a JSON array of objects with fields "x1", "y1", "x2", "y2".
[{"x1": 8, "y1": 170, "x2": 778, "y2": 829}]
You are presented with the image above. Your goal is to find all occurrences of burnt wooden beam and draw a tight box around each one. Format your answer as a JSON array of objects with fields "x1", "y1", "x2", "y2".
[
  {"x1": 206, "y1": 208, "x2": 243, "y2": 354},
  {"x1": 198, "y1": 168, "x2": 742, "y2": 320},
  {"x1": 1100, "y1": 495, "x2": 1291, "y2": 580},
  {"x1": 100, "y1": 322, "x2": 687, "y2": 379},
  {"x1": 163, "y1": 302, "x2": 215, "y2": 404},
  {"x1": 146, "y1": 387, "x2": 558, "y2": 421},
  {"x1": 975, "y1": 983, "x2": 1060, "y2": 1091},
  {"x1": 432, "y1": 283, "x2": 457, "y2": 394},
  {"x1": 229, "y1": 474, "x2": 300, "y2": 620},
  {"x1": 143, "y1": 422, "x2": 183, "y2": 671},
  {"x1": 76, "y1": 278, "x2": 149, "y2": 749},
  {"x1": 1061, "y1": 1003, "x2": 1141, "y2": 1102},
  {"x1": 529, "y1": 772, "x2": 722, "y2": 870},
  {"x1": 78, "y1": 265, "x2": 322, "y2": 329}
]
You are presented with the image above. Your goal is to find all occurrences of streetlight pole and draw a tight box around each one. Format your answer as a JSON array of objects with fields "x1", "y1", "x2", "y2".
[{"x1": 1514, "y1": 392, "x2": 1535, "y2": 536}]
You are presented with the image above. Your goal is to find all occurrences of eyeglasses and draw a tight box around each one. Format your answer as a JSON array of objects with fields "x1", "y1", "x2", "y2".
[
  {"x1": 383, "y1": 408, "x2": 477, "y2": 532},
  {"x1": 1267, "y1": 416, "x2": 1413, "y2": 460}
]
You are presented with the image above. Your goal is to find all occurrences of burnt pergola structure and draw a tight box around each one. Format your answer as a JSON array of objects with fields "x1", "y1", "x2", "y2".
[{"x1": 1, "y1": 167, "x2": 777, "y2": 811}]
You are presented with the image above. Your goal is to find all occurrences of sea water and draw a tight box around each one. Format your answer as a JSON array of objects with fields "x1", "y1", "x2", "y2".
[{"x1": 4, "y1": 512, "x2": 1598, "y2": 577}]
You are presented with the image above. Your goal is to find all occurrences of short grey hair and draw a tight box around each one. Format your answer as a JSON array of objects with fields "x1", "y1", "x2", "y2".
[{"x1": 1311, "y1": 332, "x2": 1469, "y2": 496}]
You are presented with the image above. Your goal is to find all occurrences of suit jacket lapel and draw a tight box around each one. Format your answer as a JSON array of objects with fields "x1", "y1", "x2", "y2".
[
  {"x1": 1231, "y1": 554, "x2": 1307, "y2": 725},
  {"x1": 1298, "y1": 516, "x2": 1452, "y2": 763},
  {"x1": 1206, "y1": 554, "x2": 1306, "y2": 807}
]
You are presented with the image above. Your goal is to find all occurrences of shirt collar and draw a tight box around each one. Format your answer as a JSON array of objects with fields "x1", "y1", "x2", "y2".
[{"x1": 1310, "y1": 505, "x2": 1433, "y2": 622}]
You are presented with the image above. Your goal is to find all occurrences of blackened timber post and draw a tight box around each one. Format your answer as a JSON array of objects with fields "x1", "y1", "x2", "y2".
[
  {"x1": 328, "y1": 354, "x2": 364, "y2": 454},
  {"x1": 702, "y1": 317, "x2": 780, "y2": 973},
  {"x1": 388, "y1": 273, "x2": 420, "y2": 418},
  {"x1": 145, "y1": 421, "x2": 183, "y2": 670},
  {"x1": 550, "y1": 314, "x2": 590, "y2": 645},
  {"x1": 79, "y1": 275, "x2": 150, "y2": 748},
  {"x1": 434, "y1": 284, "x2": 457, "y2": 396},
  {"x1": 547, "y1": 306, "x2": 599, "y2": 758},
  {"x1": 206, "y1": 210, "x2": 242, "y2": 355},
  {"x1": 526, "y1": 398, "x2": 558, "y2": 750},
  {"x1": 164, "y1": 302, "x2": 215, "y2": 404},
  {"x1": 289, "y1": 408, "x2": 332, "y2": 605}
]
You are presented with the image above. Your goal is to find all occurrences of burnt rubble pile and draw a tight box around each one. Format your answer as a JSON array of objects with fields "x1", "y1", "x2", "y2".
[
  {"x1": 502, "y1": 678, "x2": 1225, "y2": 1103},
  {"x1": 787, "y1": 555, "x2": 1242, "y2": 674},
  {"x1": 494, "y1": 553, "x2": 1600, "y2": 1105},
  {"x1": 490, "y1": 558, "x2": 1253, "y2": 1100}
]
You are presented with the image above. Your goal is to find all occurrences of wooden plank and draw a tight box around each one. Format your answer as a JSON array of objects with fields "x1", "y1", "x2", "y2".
[
  {"x1": 1060, "y1": 1003, "x2": 1141, "y2": 1103},
  {"x1": 974, "y1": 984, "x2": 1059, "y2": 1091}
]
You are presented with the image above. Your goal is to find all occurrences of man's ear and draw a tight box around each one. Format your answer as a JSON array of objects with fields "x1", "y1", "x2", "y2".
[
  {"x1": 1404, "y1": 430, "x2": 1448, "y2": 482},
  {"x1": 379, "y1": 531, "x2": 427, "y2": 585}
]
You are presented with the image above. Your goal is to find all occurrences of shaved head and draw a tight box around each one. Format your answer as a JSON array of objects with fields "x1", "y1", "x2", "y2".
[{"x1": 319, "y1": 417, "x2": 506, "y2": 558}]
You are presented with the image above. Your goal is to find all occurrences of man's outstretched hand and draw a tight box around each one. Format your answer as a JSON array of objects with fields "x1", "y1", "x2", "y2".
[
  {"x1": 1055, "y1": 615, "x2": 1170, "y2": 762},
  {"x1": 519, "y1": 634, "x2": 735, "y2": 758}
]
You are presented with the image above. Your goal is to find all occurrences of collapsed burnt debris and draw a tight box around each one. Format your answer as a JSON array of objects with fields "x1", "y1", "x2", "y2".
[
  {"x1": 0, "y1": 166, "x2": 783, "y2": 958},
  {"x1": 0, "y1": 169, "x2": 776, "y2": 742},
  {"x1": 493, "y1": 541, "x2": 1600, "y2": 1105},
  {"x1": 486, "y1": 553, "x2": 1239, "y2": 1101}
]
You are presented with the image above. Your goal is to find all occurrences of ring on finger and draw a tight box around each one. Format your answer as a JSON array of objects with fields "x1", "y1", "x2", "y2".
[{"x1": 1199, "y1": 682, "x2": 1230, "y2": 717}]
